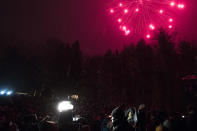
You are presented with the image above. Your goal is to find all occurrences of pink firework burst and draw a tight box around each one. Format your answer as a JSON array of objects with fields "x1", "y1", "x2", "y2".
[{"x1": 108, "y1": 0, "x2": 185, "y2": 38}]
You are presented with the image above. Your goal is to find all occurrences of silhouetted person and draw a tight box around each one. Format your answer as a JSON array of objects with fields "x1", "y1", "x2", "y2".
[
  {"x1": 136, "y1": 104, "x2": 146, "y2": 131},
  {"x1": 58, "y1": 110, "x2": 74, "y2": 131},
  {"x1": 186, "y1": 106, "x2": 197, "y2": 131},
  {"x1": 111, "y1": 107, "x2": 134, "y2": 131}
]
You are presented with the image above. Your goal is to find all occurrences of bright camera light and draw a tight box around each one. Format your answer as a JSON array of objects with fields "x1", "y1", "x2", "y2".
[
  {"x1": 0, "y1": 90, "x2": 6, "y2": 95},
  {"x1": 6, "y1": 91, "x2": 12, "y2": 95},
  {"x1": 57, "y1": 101, "x2": 74, "y2": 112},
  {"x1": 73, "y1": 115, "x2": 80, "y2": 121},
  {"x1": 0, "y1": 89, "x2": 13, "y2": 96}
]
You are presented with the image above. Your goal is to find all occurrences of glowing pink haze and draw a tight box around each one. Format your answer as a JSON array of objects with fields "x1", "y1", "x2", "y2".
[{"x1": 0, "y1": 0, "x2": 196, "y2": 55}]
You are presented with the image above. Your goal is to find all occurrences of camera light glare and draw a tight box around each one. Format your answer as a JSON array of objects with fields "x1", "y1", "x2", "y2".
[
  {"x1": 6, "y1": 91, "x2": 12, "y2": 95},
  {"x1": 0, "y1": 90, "x2": 6, "y2": 95},
  {"x1": 58, "y1": 101, "x2": 74, "y2": 112}
]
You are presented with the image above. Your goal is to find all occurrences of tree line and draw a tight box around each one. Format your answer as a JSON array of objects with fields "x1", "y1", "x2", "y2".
[{"x1": 0, "y1": 30, "x2": 196, "y2": 111}]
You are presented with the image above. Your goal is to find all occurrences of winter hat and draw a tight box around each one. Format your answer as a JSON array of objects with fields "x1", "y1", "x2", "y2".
[{"x1": 111, "y1": 107, "x2": 125, "y2": 120}]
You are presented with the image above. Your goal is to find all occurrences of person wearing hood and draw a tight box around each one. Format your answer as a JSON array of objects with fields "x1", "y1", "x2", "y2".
[
  {"x1": 125, "y1": 107, "x2": 138, "y2": 128},
  {"x1": 111, "y1": 107, "x2": 135, "y2": 131}
]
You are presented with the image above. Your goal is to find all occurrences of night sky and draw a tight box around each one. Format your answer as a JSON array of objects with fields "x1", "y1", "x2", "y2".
[{"x1": 0, "y1": 0, "x2": 197, "y2": 55}]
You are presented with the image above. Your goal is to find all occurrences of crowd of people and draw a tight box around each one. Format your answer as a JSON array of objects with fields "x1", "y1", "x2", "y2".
[
  {"x1": 0, "y1": 31, "x2": 197, "y2": 131},
  {"x1": 0, "y1": 95, "x2": 58, "y2": 131},
  {"x1": 0, "y1": 94, "x2": 196, "y2": 131},
  {"x1": 100, "y1": 105, "x2": 197, "y2": 131}
]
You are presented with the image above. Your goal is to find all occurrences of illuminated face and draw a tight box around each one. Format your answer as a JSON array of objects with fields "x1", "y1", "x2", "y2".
[{"x1": 128, "y1": 112, "x2": 133, "y2": 119}]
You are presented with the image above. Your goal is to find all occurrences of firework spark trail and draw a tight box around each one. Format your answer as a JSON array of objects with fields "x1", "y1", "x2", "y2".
[{"x1": 109, "y1": 0, "x2": 185, "y2": 39}]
